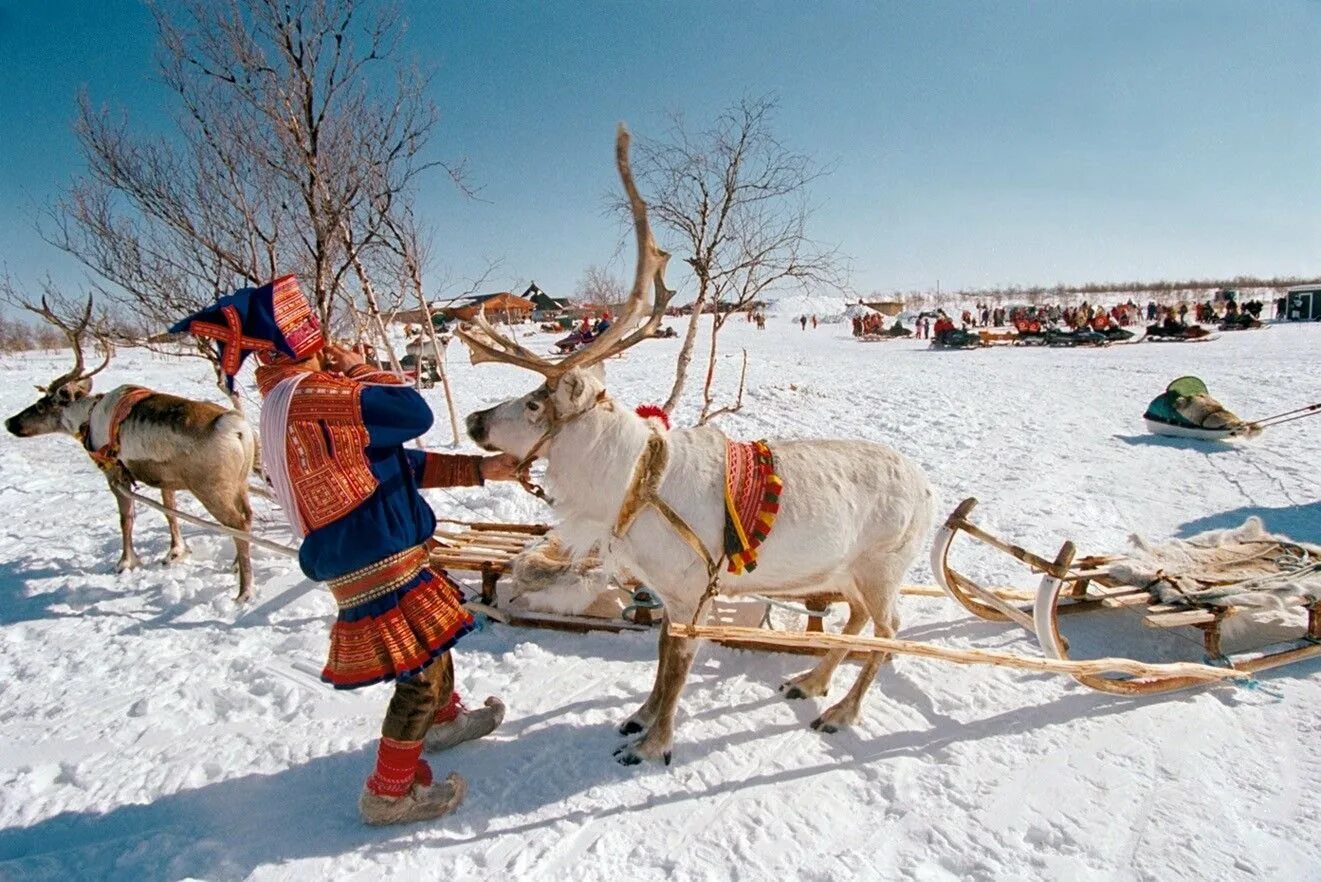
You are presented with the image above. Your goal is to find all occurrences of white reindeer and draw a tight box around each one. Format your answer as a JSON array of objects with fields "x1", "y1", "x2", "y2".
[
  {"x1": 6, "y1": 298, "x2": 256, "y2": 600},
  {"x1": 462, "y1": 127, "x2": 936, "y2": 765}
]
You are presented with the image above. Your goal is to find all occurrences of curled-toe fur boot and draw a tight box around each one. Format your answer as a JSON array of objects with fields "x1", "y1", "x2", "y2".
[
  {"x1": 359, "y1": 772, "x2": 467, "y2": 826},
  {"x1": 424, "y1": 694, "x2": 506, "y2": 753}
]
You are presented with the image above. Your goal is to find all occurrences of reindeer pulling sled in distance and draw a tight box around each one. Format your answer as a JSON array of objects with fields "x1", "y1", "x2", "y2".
[{"x1": 4, "y1": 296, "x2": 257, "y2": 601}]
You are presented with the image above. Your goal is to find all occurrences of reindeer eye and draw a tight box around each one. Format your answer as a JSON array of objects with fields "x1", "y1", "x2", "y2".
[{"x1": 527, "y1": 401, "x2": 541, "y2": 413}]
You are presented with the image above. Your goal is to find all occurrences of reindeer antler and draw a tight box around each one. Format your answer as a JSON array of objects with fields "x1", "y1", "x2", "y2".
[
  {"x1": 462, "y1": 311, "x2": 562, "y2": 372},
  {"x1": 25, "y1": 293, "x2": 113, "y2": 392},
  {"x1": 456, "y1": 124, "x2": 673, "y2": 384}
]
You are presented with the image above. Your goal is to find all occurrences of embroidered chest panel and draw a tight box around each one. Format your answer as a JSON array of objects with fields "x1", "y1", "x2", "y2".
[{"x1": 284, "y1": 374, "x2": 378, "y2": 532}]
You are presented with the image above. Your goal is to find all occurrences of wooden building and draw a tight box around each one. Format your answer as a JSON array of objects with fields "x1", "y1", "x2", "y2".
[{"x1": 443, "y1": 291, "x2": 536, "y2": 323}]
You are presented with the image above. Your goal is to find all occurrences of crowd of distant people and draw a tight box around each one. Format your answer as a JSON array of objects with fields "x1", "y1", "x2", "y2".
[{"x1": 690, "y1": 291, "x2": 1287, "y2": 346}]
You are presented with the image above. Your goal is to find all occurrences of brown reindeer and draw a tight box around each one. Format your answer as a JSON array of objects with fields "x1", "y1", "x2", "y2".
[{"x1": 5, "y1": 297, "x2": 257, "y2": 601}]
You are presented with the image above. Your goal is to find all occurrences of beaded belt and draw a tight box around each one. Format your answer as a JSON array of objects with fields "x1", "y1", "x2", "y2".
[{"x1": 326, "y1": 545, "x2": 429, "y2": 610}]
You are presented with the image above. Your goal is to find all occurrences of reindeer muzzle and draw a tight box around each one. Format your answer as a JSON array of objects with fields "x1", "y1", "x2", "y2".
[{"x1": 466, "y1": 409, "x2": 490, "y2": 447}]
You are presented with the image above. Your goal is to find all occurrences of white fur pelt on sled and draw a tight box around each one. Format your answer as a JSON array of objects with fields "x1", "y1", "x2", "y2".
[
  {"x1": 1107, "y1": 518, "x2": 1321, "y2": 609},
  {"x1": 500, "y1": 534, "x2": 631, "y2": 618},
  {"x1": 1174, "y1": 393, "x2": 1246, "y2": 430}
]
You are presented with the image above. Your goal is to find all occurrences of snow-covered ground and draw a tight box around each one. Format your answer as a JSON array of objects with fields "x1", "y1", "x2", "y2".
[{"x1": 1, "y1": 319, "x2": 1318, "y2": 882}]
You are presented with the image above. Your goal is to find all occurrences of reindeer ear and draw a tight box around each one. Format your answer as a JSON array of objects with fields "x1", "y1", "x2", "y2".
[
  {"x1": 551, "y1": 369, "x2": 599, "y2": 414},
  {"x1": 56, "y1": 379, "x2": 92, "y2": 402}
]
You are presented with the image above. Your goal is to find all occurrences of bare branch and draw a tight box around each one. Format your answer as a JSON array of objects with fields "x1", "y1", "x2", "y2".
[{"x1": 616, "y1": 94, "x2": 846, "y2": 413}]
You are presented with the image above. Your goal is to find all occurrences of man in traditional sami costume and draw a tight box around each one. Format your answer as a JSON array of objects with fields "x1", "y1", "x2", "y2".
[{"x1": 173, "y1": 276, "x2": 517, "y2": 826}]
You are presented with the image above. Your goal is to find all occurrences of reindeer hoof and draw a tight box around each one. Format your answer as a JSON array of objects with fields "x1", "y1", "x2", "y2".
[
  {"x1": 162, "y1": 548, "x2": 190, "y2": 565},
  {"x1": 779, "y1": 673, "x2": 828, "y2": 700},
  {"x1": 116, "y1": 557, "x2": 141, "y2": 573},
  {"x1": 234, "y1": 591, "x2": 252, "y2": 604},
  {"x1": 811, "y1": 703, "x2": 858, "y2": 734},
  {"x1": 614, "y1": 737, "x2": 672, "y2": 766},
  {"x1": 618, "y1": 719, "x2": 645, "y2": 736}
]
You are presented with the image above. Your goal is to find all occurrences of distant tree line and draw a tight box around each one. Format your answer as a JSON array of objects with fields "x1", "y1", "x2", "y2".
[
  {"x1": 0, "y1": 314, "x2": 64, "y2": 353},
  {"x1": 892, "y1": 274, "x2": 1321, "y2": 312}
]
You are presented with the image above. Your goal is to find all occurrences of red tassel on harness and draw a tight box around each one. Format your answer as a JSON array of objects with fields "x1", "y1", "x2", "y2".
[{"x1": 634, "y1": 404, "x2": 671, "y2": 431}]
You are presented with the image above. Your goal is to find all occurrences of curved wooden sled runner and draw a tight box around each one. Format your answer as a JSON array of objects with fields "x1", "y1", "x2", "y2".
[{"x1": 932, "y1": 497, "x2": 1321, "y2": 694}]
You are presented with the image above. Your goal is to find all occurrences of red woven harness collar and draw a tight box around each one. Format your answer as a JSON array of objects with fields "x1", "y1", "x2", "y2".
[{"x1": 80, "y1": 387, "x2": 153, "y2": 474}]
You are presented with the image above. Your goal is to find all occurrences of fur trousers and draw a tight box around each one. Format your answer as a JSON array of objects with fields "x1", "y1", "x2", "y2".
[{"x1": 381, "y1": 652, "x2": 455, "y2": 742}]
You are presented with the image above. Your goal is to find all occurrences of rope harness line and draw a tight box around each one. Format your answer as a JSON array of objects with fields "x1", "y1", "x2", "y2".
[
  {"x1": 509, "y1": 389, "x2": 609, "y2": 502},
  {"x1": 116, "y1": 487, "x2": 300, "y2": 558},
  {"x1": 611, "y1": 429, "x2": 725, "y2": 627},
  {"x1": 1246, "y1": 400, "x2": 1321, "y2": 433}
]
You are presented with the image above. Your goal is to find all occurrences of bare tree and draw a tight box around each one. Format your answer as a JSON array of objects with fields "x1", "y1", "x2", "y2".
[
  {"x1": 44, "y1": 0, "x2": 457, "y2": 400},
  {"x1": 627, "y1": 95, "x2": 845, "y2": 416},
  {"x1": 378, "y1": 201, "x2": 501, "y2": 446},
  {"x1": 574, "y1": 264, "x2": 628, "y2": 311}
]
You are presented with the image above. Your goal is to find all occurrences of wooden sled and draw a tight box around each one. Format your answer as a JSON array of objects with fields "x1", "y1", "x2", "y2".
[
  {"x1": 1143, "y1": 332, "x2": 1220, "y2": 344},
  {"x1": 978, "y1": 330, "x2": 1017, "y2": 346},
  {"x1": 429, "y1": 519, "x2": 550, "y2": 604},
  {"x1": 932, "y1": 497, "x2": 1321, "y2": 694},
  {"x1": 429, "y1": 520, "x2": 670, "y2": 634},
  {"x1": 1142, "y1": 417, "x2": 1245, "y2": 442},
  {"x1": 407, "y1": 516, "x2": 1249, "y2": 690}
]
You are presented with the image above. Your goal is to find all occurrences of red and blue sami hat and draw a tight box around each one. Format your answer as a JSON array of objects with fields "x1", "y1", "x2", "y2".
[{"x1": 171, "y1": 275, "x2": 323, "y2": 384}]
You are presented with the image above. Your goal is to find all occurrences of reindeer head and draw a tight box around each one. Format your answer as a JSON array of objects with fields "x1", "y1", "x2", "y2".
[
  {"x1": 462, "y1": 126, "x2": 673, "y2": 462},
  {"x1": 466, "y1": 366, "x2": 608, "y2": 458},
  {"x1": 5, "y1": 295, "x2": 111, "y2": 438}
]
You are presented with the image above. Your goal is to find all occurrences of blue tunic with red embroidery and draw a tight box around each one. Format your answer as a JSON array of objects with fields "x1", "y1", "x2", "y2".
[{"x1": 257, "y1": 363, "x2": 484, "y2": 689}]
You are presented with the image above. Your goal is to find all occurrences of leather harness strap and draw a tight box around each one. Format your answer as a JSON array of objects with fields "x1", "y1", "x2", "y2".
[
  {"x1": 611, "y1": 429, "x2": 725, "y2": 625},
  {"x1": 515, "y1": 391, "x2": 726, "y2": 626},
  {"x1": 514, "y1": 390, "x2": 609, "y2": 501}
]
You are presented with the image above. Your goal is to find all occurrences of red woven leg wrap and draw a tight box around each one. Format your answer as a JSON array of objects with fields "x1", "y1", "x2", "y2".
[
  {"x1": 434, "y1": 691, "x2": 464, "y2": 725},
  {"x1": 414, "y1": 758, "x2": 434, "y2": 788},
  {"x1": 366, "y1": 737, "x2": 424, "y2": 798}
]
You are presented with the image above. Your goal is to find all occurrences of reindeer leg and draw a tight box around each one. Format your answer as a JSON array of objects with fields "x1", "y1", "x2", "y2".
[
  {"x1": 782, "y1": 598, "x2": 870, "y2": 700},
  {"x1": 228, "y1": 493, "x2": 254, "y2": 604},
  {"x1": 197, "y1": 488, "x2": 254, "y2": 603},
  {"x1": 619, "y1": 612, "x2": 675, "y2": 736},
  {"x1": 160, "y1": 488, "x2": 189, "y2": 564},
  {"x1": 112, "y1": 481, "x2": 142, "y2": 573},
  {"x1": 812, "y1": 582, "x2": 901, "y2": 734},
  {"x1": 615, "y1": 596, "x2": 708, "y2": 766}
]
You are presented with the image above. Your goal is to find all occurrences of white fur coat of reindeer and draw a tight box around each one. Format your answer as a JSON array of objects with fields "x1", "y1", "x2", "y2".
[{"x1": 463, "y1": 127, "x2": 935, "y2": 765}]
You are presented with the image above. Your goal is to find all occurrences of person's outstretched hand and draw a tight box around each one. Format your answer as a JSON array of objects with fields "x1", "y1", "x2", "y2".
[{"x1": 480, "y1": 453, "x2": 524, "y2": 482}]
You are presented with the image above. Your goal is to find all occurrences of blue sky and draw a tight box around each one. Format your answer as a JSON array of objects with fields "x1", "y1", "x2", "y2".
[{"x1": 2, "y1": 0, "x2": 1319, "y2": 307}]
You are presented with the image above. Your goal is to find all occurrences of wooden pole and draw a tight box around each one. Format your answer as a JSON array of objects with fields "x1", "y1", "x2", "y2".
[
  {"x1": 415, "y1": 298, "x2": 461, "y2": 446},
  {"x1": 669, "y1": 623, "x2": 1248, "y2": 685},
  {"x1": 120, "y1": 489, "x2": 299, "y2": 558}
]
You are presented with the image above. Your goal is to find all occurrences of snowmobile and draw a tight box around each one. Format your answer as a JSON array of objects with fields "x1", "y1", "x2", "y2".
[
  {"x1": 931, "y1": 328, "x2": 982, "y2": 349},
  {"x1": 1144, "y1": 322, "x2": 1214, "y2": 342}
]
